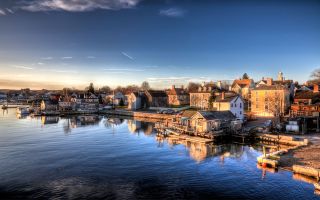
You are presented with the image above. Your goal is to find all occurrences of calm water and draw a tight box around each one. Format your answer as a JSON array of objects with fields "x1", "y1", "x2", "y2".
[{"x1": 0, "y1": 109, "x2": 318, "y2": 199}]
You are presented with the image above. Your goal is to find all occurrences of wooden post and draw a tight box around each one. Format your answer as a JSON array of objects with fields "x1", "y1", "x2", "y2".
[
  {"x1": 263, "y1": 146, "x2": 266, "y2": 157},
  {"x1": 317, "y1": 116, "x2": 320, "y2": 133}
]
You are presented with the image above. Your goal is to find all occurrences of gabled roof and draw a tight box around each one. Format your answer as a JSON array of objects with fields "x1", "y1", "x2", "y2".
[
  {"x1": 214, "y1": 93, "x2": 240, "y2": 103},
  {"x1": 294, "y1": 90, "x2": 320, "y2": 100},
  {"x1": 167, "y1": 88, "x2": 188, "y2": 95},
  {"x1": 194, "y1": 111, "x2": 236, "y2": 121},
  {"x1": 146, "y1": 90, "x2": 167, "y2": 98},
  {"x1": 232, "y1": 79, "x2": 253, "y2": 88},
  {"x1": 252, "y1": 85, "x2": 288, "y2": 91},
  {"x1": 180, "y1": 110, "x2": 197, "y2": 118}
]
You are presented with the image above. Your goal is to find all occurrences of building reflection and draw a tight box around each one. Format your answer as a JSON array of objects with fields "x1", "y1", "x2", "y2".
[
  {"x1": 61, "y1": 115, "x2": 102, "y2": 134},
  {"x1": 163, "y1": 135, "x2": 245, "y2": 162},
  {"x1": 41, "y1": 116, "x2": 59, "y2": 125},
  {"x1": 127, "y1": 119, "x2": 154, "y2": 135}
]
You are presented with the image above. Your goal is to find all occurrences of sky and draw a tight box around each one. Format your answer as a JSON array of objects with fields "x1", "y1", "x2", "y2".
[{"x1": 0, "y1": 0, "x2": 320, "y2": 90}]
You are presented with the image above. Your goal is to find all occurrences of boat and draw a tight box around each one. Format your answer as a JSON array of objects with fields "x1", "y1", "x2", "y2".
[
  {"x1": 1, "y1": 105, "x2": 8, "y2": 109},
  {"x1": 16, "y1": 107, "x2": 30, "y2": 115}
]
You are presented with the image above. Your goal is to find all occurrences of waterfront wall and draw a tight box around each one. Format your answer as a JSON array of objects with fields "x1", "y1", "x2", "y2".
[{"x1": 102, "y1": 109, "x2": 173, "y2": 120}]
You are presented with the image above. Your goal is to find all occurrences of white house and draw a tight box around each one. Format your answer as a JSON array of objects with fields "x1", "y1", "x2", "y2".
[
  {"x1": 212, "y1": 92, "x2": 244, "y2": 119},
  {"x1": 127, "y1": 92, "x2": 148, "y2": 110},
  {"x1": 107, "y1": 92, "x2": 125, "y2": 105}
]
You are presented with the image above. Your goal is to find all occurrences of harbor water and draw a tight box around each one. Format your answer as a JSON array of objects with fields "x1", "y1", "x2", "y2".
[{"x1": 0, "y1": 108, "x2": 318, "y2": 199}]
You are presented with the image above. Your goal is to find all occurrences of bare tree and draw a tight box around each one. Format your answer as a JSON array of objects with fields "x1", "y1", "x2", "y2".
[
  {"x1": 265, "y1": 91, "x2": 286, "y2": 126},
  {"x1": 141, "y1": 81, "x2": 150, "y2": 91},
  {"x1": 309, "y1": 69, "x2": 320, "y2": 85},
  {"x1": 100, "y1": 86, "x2": 111, "y2": 93},
  {"x1": 187, "y1": 82, "x2": 201, "y2": 92}
]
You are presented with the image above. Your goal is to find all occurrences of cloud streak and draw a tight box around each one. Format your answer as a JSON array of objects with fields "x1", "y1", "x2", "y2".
[
  {"x1": 61, "y1": 56, "x2": 72, "y2": 59},
  {"x1": 103, "y1": 68, "x2": 144, "y2": 72},
  {"x1": 121, "y1": 52, "x2": 134, "y2": 60},
  {"x1": 40, "y1": 69, "x2": 78, "y2": 73},
  {"x1": 19, "y1": 0, "x2": 141, "y2": 12},
  {"x1": 0, "y1": 9, "x2": 6, "y2": 16},
  {"x1": 147, "y1": 76, "x2": 210, "y2": 83},
  {"x1": 159, "y1": 8, "x2": 186, "y2": 18},
  {"x1": 12, "y1": 65, "x2": 34, "y2": 70},
  {"x1": 41, "y1": 57, "x2": 53, "y2": 60},
  {"x1": 6, "y1": 8, "x2": 14, "y2": 14}
]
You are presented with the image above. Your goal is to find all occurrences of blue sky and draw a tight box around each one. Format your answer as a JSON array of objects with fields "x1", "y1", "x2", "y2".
[{"x1": 0, "y1": 0, "x2": 320, "y2": 89}]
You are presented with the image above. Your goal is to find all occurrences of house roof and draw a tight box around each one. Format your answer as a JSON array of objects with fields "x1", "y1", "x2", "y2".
[
  {"x1": 232, "y1": 79, "x2": 253, "y2": 88},
  {"x1": 214, "y1": 92, "x2": 239, "y2": 103},
  {"x1": 294, "y1": 90, "x2": 320, "y2": 100},
  {"x1": 273, "y1": 80, "x2": 293, "y2": 85},
  {"x1": 252, "y1": 85, "x2": 288, "y2": 91},
  {"x1": 167, "y1": 88, "x2": 188, "y2": 95},
  {"x1": 146, "y1": 90, "x2": 167, "y2": 97},
  {"x1": 195, "y1": 111, "x2": 236, "y2": 121},
  {"x1": 181, "y1": 110, "x2": 197, "y2": 118},
  {"x1": 189, "y1": 85, "x2": 223, "y2": 93}
]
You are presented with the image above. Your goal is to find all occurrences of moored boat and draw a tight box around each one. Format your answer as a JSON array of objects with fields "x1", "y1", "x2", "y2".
[{"x1": 1, "y1": 105, "x2": 8, "y2": 109}]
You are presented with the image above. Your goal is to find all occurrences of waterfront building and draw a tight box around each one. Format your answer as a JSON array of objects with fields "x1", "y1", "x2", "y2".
[
  {"x1": 127, "y1": 92, "x2": 148, "y2": 110},
  {"x1": 40, "y1": 99, "x2": 59, "y2": 111},
  {"x1": 230, "y1": 78, "x2": 255, "y2": 100},
  {"x1": 167, "y1": 85, "x2": 189, "y2": 106},
  {"x1": 189, "y1": 111, "x2": 236, "y2": 133},
  {"x1": 145, "y1": 90, "x2": 168, "y2": 108},
  {"x1": 250, "y1": 84, "x2": 290, "y2": 117},
  {"x1": 189, "y1": 83, "x2": 222, "y2": 109},
  {"x1": 290, "y1": 84, "x2": 320, "y2": 117},
  {"x1": 212, "y1": 92, "x2": 244, "y2": 119},
  {"x1": 107, "y1": 92, "x2": 125, "y2": 106},
  {"x1": 256, "y1": 72, "x2": 295, "y2": 98}
]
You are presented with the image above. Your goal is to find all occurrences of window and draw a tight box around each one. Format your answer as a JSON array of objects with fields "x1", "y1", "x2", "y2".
[
  {"x1": 235, "y1": 103, "x2": 237, "y2": 107},
  {"x1": 240, "y1": 111, "x2": 242, "y2": 115},
  {"x1": 231, "y1": 103, "x2": 233, "y2": 107},
  {"x1": 240, "y1": 103, "x2": 242, "y2": 108}
]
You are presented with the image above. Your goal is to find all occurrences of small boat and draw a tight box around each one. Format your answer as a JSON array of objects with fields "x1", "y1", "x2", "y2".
[
  {"x1": 16, "y1": 107, "x2": 29, "y2": 115},
  {"x1": 1, "y1": 105, "x2": 8, "y2": 109}
]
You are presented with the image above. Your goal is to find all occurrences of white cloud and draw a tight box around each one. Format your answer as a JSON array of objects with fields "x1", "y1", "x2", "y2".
[
  {"x1": 121, "y1": 52, "x2": 134, "y2": 60},
  {"x1": 41, "y1": 57, "x2": 53, "y2": 60},
  {"x1": 40, "y1": 69, "x2": 78, "y2": 73},
  {"x1": 147, "y1": 76, "x2": 210, "y2": 83},
  {"x1": 0, "y1": 9, "x2": 6, "y2": 16},
  {"x1": 20, "y1": 0, "x2": 141, "y2": 12},
  {"x1": 61, "y1": 56, "x2": 72, "y2": 59},
  {"x1": 159, "y1": 8, "x2": 186, "y2": 18},
  {"x1": 12, "y1": 65, "x2": 34, "y2": 70},
  {"x1": 37, "y1": 62, "x2": 45, "y2": 65},
  {"x1": 6, "y1": 8, "x2": 14, "y2": 14}
]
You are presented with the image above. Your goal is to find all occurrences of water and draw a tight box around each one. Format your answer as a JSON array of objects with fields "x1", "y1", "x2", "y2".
[{"x1": 0, "y1": 108, "x2": 318, "y2": 199}]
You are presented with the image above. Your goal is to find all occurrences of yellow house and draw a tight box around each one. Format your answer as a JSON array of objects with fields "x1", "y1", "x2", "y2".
[{"x1": 250, "y1": 85, "x2": 290, "y2": 117}]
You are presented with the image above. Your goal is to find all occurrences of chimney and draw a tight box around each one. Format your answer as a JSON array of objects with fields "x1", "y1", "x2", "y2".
[
  {"x1": 171, "y1": 85, "x2": 175, "y2": 90},
  {"x1": 267, "y1": 78, "x2": 273, "y2": 86},
  {"x1": 314, "y1": 84, "x2": 319, "y2": 93},
  {"x1": 221, "y1": 92, "x2": 225, "y2": 100}
]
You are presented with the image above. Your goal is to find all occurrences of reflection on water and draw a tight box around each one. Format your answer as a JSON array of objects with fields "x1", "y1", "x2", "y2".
[{"x1": 0, "y1": 108, "x2": 319, "y2": 199}]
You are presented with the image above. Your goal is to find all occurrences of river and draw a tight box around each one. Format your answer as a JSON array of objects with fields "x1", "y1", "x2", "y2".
[{"x1": 0, "y1": 108, "x2": 318, "y2": 199}]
